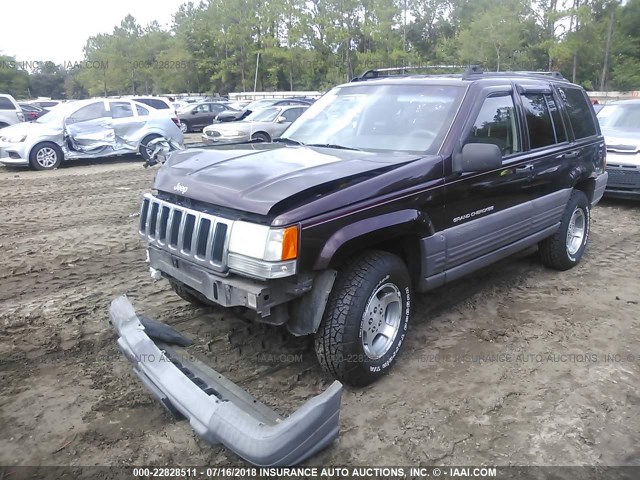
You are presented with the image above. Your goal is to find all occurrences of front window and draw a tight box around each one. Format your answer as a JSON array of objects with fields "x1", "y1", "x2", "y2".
[
  {"x1": 597, "y1": 104, "x2": 640, "y2": 131},
  {"x1": 281, "y1": 84, "x2": 465, "y2": 154},
  {"x1": 246, "y1": 107, "x2": 281, "y2": 122}
]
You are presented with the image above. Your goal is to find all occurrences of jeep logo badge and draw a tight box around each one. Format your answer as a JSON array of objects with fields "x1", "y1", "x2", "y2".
[{"x1": 173, "y1": 183, "x2": 188, "y2": 195}]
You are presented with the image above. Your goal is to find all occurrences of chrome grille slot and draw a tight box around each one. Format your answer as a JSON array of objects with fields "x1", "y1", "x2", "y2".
[{"x1": 139, "y1": 193, "x2": 233, "y2": 272}]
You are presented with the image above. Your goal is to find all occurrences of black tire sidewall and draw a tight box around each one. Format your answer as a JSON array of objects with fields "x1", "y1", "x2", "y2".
[
  {"x1": 140, "y1": 134, "x2": 162, "y2": 160},
  {"x1": 180, "y1": 121, "x2": 189, "y2": 133},
  {"x1": 565, "y1": 193, "x2": 590, "y2": 265},
  {"x1": 339, "y1": 255, "x2": 411, "y2": 384},
  {"x1": 252, "y1": 133, "x2": 270, "y2": 142},
  {"x1": 29, "y1": 142, "x2": 62, "y2": 170}
]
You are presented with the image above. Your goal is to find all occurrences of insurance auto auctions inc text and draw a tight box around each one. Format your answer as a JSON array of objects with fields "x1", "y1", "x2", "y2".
[{"x1": 205, "y1": 466, "x2": 498, "y2": 478}]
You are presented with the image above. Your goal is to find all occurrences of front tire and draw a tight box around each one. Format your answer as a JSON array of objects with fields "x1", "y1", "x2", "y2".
[
  {"x1": 251, "y1": 132, "x2": 270, "y2": 143},
  {"x1": 29, "y1": 142, "x2": 63, "y2": 170},
  {"x1": 539, "y1": 190, "x2": 590, "y2": 270},
  {"x1": 315, "y1": 251, "x2": 412, "y2": 387},
  {"x1": 179, "y1": 121, "x2": 189, "y2": 133}
]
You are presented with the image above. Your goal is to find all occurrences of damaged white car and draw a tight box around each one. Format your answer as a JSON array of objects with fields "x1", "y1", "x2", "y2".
[{"x1": 0, "y1": 99, "x2": 183, "y2": 170}]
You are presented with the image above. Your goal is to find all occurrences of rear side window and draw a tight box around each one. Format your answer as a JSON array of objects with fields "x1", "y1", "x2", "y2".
[
  {"x1": 546, "y1": 94, "x2": 567, "y2": 143},
  {"x1": 136, "y1": 104, "x2": 149, "y2": 116},
  {"x1": 520, "y1": 93, "x2": 555, "y2": 149},
  {"x1": 557, "y1": 87, "x2": 597, "y2": 139},
  {"x1": 0, "y1": 97, "x2": 16, "y2": 110},
  {"x1": 150, "y1": 99, "x2": 169, "y2": 109},
  {"x1": 467, "y1": 94, "x2": 521, "y2": 156}
]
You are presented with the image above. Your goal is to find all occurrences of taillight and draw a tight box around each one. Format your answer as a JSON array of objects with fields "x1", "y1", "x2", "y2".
[{"x1": 171, "y1": 117, "x2": 180, "y2": 127}]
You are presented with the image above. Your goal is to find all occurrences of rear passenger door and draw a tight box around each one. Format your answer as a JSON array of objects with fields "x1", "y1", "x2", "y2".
[
  {"x1": 443, "y1": 87, "x2": 532, "y2": 271},
  {"x1": 514, "y1": 85, "x2": 575, "y2": 233}
]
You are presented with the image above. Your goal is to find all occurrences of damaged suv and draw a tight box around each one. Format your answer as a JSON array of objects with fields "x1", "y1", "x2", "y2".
[
  {"x1": 139, "y1": 68, "x2": 607, "y2": 386},
  {"x1": 113, "y1": 68, "x2": 607, "y2": 464},
  {"x1": 0, "y1": 98, "x2": 183, "y2": 170}
]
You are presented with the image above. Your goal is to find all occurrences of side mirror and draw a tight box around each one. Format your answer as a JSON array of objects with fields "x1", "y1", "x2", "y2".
[
  {"x1": 453, "y1": 143, "x2": 503, "y2": 173},
  {"x1": 191, "y1": 109, "x2": 199, "y2": 114},
  {"x1": 276, "y1": 116, "x2": 287, "y2": 124}
]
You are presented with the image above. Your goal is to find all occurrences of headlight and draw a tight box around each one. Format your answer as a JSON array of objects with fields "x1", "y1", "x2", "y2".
[
  {"x1": 0, "y1": 134, "x2": 26, "y2": 143},
  {"x1": 228, "y1": 222, "x2": 299, "y2": 279}
]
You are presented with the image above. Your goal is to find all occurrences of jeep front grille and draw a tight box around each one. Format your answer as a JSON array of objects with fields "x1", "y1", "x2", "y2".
[{"x1": 139, "y1": 193, "x2": 233, "y2": 272}]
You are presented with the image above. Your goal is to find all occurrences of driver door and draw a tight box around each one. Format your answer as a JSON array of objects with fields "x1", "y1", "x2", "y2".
[
  {"x1": 443, "y1": 88, "x2": 534, "y2": 271},
  {"x1": 64, "y1": 101, "x2": 114, "y2": 153}
]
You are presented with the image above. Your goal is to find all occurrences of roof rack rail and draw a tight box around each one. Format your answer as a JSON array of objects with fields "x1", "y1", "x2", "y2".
[
  {"x1": 351, "y1": 65, "x2": 569, "y2": 83},
  {"x1": 351, "y1": 65, "x2": 480, "y2": 82},
  {"x1": 461, "y1": 70, "x2": 568, "y2": 81}
]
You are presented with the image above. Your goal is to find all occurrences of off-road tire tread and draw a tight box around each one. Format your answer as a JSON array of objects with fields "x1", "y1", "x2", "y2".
[
  {"x1": 315, "y1": 250, "x2": 409, "y2": 386},
  {"x1": 539, "y1": 190, "x2": 589, "y2": 271}
]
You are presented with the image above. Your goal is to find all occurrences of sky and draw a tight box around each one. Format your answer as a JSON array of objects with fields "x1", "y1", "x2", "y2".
[{"x1": 0, "y1": 0, "x2": 187, "y2": 64}]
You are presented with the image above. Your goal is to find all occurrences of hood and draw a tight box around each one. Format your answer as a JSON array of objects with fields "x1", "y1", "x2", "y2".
[
  {"x1": 0, "y1": 121, "x2": 61, "y2": 138},
  {"x1": 602, "y1": 127, "x2": 640, "y2": 152},
  {"x1": 154, "y1": 144, "x2": 422, "y2": 216}
]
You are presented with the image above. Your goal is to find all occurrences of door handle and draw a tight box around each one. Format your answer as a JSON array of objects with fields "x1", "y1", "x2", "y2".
[
  {"x1": 514, "y1": 164, "x2": 534, "y2": 174},
  {"x1": 565, "y1": 150, "x2": 580, "y2": 159}
]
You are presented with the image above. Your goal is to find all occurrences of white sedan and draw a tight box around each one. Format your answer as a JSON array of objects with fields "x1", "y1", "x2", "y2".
[
  {"x1": 202, "y1": 105, "x2": 308, "y2": 144},
  {"x1": 0, "y1": 98, "x2": 183, "y2": 170}
]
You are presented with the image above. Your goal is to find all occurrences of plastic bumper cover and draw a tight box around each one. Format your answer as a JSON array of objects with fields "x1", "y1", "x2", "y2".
[
  {"x1": 109, "y1": 296, "x2": 342, "y2": 466},
  {"x1": 0, "y1": 142, "x2": 29, "y2": 165}
]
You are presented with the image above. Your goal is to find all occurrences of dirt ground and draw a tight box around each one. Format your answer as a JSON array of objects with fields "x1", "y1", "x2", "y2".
[{"x1": 1, "y1": 151, "x2": 639, "y2": 470}]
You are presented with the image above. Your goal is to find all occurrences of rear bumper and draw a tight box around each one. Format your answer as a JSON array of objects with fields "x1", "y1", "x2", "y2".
[{"x1": 109, "y1": 296, "x2": 342, "y2": 466}]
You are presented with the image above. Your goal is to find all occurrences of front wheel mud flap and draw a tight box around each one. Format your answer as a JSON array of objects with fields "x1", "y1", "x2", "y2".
[{"x1": 108, "y1": 295, "x2": 343, "y2": 466}]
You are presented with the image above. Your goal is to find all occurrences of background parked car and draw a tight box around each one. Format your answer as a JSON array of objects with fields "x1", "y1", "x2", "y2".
[
  {"x1": 19, "y1": 103, "x2": 48, "y2": 122},
  {"x1": 202, "y1": 104, "x2": 308, "y2": 143},
  {"x1": 597, "y1": 99, "x2": 640, "y2": 199},
  {"x1": 215, "y1": 98, "x2": 313, "y2": 123},
  {"x1": 177, "y1": 101, "x2": 232, "y2": 133},
  {"x1": 28, "y1": 99, "x2": 61, "y2": 109},
  {"x1": 133, "y1": 97, "x2": 176, "y2": 116},
  {"x1": 0, "y1": 99, "x2": 183, "y2": 170},
  {"x1": 0, "y1": 94, "x2": 25, "y2": 128}
]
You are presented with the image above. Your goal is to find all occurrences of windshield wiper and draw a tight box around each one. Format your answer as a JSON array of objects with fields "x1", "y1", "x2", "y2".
[
  {"x1": 306, "y1": 143, "x2": 362, "y2": 151},
  {"x1": 273, "y1": 137, "x2": 305, "y2": 146}
]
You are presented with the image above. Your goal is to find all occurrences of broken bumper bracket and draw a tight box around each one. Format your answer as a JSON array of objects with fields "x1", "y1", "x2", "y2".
[{"x1": 109, "y1": 296, "x2": 342, "y2": 466}]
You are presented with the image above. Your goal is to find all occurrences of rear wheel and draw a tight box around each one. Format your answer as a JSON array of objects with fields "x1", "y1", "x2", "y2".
[
  {"x1": 539, "y1": 190, "x2": 590, "y2": 270},
  {"x1": 29, "y1": 142, "x2": 63, "y2": 170},
  {"x1": 139, "y1": 134, "x2": 162, "y2": 161},
  {"x1": 251, "y1": 132, "x2": 270, "y2": 143},
  {"x1": 315, "y1": 251, "x2": 412, "y2": 387}
]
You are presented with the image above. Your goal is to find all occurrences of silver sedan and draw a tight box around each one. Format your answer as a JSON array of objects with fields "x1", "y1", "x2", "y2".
[
  {"x1": 201, "y1": 105, "x2": 308, "y2": 144},
  {"x1": 0, "y1": 98, "x2": 183, "y2": 170}
]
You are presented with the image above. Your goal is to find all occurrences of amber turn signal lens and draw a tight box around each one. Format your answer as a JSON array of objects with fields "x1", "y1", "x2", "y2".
[{"x1": 281, "y1": 226, "x2": 299, "y2": 260}]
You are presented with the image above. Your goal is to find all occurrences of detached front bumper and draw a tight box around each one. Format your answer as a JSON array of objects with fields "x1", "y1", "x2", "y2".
[{"x1": 109, "y1": 296, "x2": 342, "y2": 466}]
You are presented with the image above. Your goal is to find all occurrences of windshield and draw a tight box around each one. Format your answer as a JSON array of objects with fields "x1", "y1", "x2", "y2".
[
  {"x1": 245, "y1": 99, "x2": 276, "y2": 111},
  {"x1": 35, "y1": 102, "x2": 76, "y2": 124},
  {"x1": 282, "y1": 84, "x2": 465, "y2": 153},
  {"x1": 597, "y1": 104, "x2": 640, "y2": 131},
  {"x1": 246, "y1": 107, "x2": 280, "y2": 122}
]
